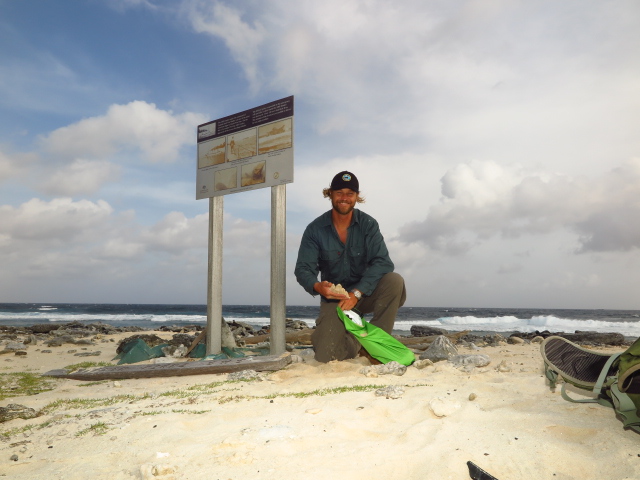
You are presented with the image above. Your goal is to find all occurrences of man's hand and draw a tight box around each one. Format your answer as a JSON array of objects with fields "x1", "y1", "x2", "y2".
[
  {"x1": 314, "y1": 281, "x2": 350, "y2": 300},
  {"x1": 338, "y1": 292, "x2": 359, "y2": 311},
  {"x1": 314, "y1": 282, "x2": 359, "y2": 311}
]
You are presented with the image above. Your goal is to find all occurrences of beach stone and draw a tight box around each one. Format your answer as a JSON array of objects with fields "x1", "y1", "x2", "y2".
[
  {"x1": 44, "y1": 338, "x2": 64, "y2": 347},
  {"x1": 221, "y1": 320, "x2": 238, "y2": 349},
  {"x1": 449, "y1": 354, "x2": 491, "y2": 368},
  {"x1": 0, "y1": 404, "x2": 39, "y2": 423},
  {"x1": 508, "y1": 336, "x2": 525, "y2": 344},
  {"x1": 14, "y1": 351, "x2": 27, "y2": 356},
  {"x1": 410, "y1": 325, "x2": 448, "y2": 336},
  {"x1": 290, "y1": 354, "x2": 304, "y2": 363},
  {"x1": 486, "y1": 333, "x2": 507, "y2": 346},
  {"x1": 496, "y1": 360, "x2": 512, "y2": 372},
  {"x1": 419, "y1": 335, "x2": 459, "y2": 362},
  {"x1": 24, "y1": 335, "x2": 38, "y2": 345},
  {"x1": 360, "y1": 361, "x2": 407, "y2": 377},
  {"x1": 2, "y1": 342, "x2": 26, "y2": 352},
  {"x1": 286, "y1": 319, "x2": 309, "y2": 330},
  {"x1": 375, "y1": 385, "x2": 405, "y2": 399},
  {"x1": 429, "y1": 397, "x2": 461, "y2": 417},
  {"x1": 140, "y1": 463, "x2": 177, "y2": 479},
  {"x1": 469, "y1": 393, "x2": 477, "y2": 401},
  {"x1": 74, "y1": 351, "x2": 101, "y2": 357},
  {"x1": 413, "y1": 359, "x2": 434, "y2": 369},
  {"x1": 531, "y1": 336, "x2": 544, "y2": 344},
  {"x1": 161, "y1": 345, "x2": 187, "y2": 358}
]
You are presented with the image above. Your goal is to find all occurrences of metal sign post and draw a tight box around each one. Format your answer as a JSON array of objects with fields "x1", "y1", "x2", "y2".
[
  {"x1": 270, "y1": 184, "x2": 286, "y2": 355},
  {"x1": 206, "y1": 196, "x2": 224, "y2": 355}
]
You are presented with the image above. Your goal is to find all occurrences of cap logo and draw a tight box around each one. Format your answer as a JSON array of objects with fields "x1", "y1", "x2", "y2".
[{"x1": 342, "y1": 174, "x2": 352, "y2": 182}]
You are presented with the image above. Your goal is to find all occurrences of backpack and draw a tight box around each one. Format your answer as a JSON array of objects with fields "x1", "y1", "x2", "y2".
[{"x1": 541, "y1": 335, "x2": 640, "y2": 433}]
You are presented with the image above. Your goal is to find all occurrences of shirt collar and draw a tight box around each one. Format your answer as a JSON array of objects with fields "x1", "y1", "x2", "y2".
[{"x1": 321, "y1": 209, "x2": 360, "y2": 227}]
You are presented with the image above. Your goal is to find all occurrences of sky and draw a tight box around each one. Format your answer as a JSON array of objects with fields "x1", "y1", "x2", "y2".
[{"x1": 1, "y1": 0, "x2": 639, "y2": 309}]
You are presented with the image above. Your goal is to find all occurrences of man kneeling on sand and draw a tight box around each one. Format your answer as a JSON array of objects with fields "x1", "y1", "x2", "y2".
[{"x1": 294, "y1": 171, "x2": 406, "y2": 362}]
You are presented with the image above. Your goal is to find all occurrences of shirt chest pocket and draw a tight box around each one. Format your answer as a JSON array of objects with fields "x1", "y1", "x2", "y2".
[
  {"x1": 349, "y1": 246, "x2": 366, "y2": 272},
  {"x1": 319, "y1": 249, "x2": 343, "y2": 270}
]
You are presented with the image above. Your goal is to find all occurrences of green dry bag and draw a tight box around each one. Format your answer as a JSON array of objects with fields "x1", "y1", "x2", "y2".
[{"x1": 336, "y1": 307, "x2": 415, "y2": 366}]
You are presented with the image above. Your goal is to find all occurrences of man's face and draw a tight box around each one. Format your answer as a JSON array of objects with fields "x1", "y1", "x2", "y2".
[{"x1": 330, "y1": 188, "x2": 357, "y2": 216}]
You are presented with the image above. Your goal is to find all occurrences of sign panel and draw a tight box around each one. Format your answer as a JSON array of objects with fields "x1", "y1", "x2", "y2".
[{"x1": 196, "y1": 96, "x2": 294, "y2": 199}]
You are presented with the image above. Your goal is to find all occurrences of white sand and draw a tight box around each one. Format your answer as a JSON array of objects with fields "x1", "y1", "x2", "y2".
[{"x1": 1, "y1": 332, "x2": 638, "y2": 480}]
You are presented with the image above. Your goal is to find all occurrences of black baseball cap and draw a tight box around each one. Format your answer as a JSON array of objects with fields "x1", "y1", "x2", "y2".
[{"x1": 330, "y1": 171, "x2": 359, "y2": 192}]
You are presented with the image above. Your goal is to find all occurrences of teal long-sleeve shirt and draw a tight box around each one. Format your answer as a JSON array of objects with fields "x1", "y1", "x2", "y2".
[{"x1": 294, "y1": 209, "x2": 394, "y2": 298}]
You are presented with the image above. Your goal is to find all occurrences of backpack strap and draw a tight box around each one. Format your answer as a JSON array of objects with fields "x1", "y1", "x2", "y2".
[
  {"x1": 608, "y1": 384, "x2": 640, "y2": 433},
  {"x1": 559, "y1": 352, "x2": 621, "y2": 408}
]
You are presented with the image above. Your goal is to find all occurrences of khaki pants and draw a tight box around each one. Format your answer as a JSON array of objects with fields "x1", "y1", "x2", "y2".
[{"x1": 311, "y1": 272, "x2": 407, "y2": 362}]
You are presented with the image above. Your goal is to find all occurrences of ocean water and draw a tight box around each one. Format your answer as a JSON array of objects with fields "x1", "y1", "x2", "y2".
[{"x1": 1, "y1": 303, "x2": 640, "y2": 339}]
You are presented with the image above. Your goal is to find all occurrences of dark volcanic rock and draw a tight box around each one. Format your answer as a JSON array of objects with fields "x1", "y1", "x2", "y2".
[
  {"x1": 116, "y1": 334, "x2": 166, "y2": 354},
  {"x1": 168, "y1": 333, "x2": 197, "y2": 347},
  {"x1": 0, "y1": 404, "x2": 39, "y2": 423},
  {"x1": 561, "y1": 331, "x2": 626, "y2": 346},
  {"x1": 513, "y1": 330, "x2": 627, "y2": 346},
  {"x1": 30, "y1": 324, "x2": 61, "y2": 334},
  {"x1": 410, "y1": 325, "x2": 449, "y2": 337}
]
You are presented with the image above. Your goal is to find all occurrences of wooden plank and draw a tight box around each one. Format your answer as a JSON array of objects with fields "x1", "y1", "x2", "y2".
[
  {"x1": 242, "y1": 328, "x2": 313, "y2": 345},
  {"x1": 185, "y1": 328, "x2": 207, "y2": 356},
  {"x1": 44, "y1": 353, "x2": 292, "y2": 381}
]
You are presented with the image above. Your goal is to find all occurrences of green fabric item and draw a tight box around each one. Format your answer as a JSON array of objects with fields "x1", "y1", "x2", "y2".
[
  {"x1": 114, "y1": 339, "x2": 168, "y2": 365},
  {"x1": 336, "y1": 307, "x2": 415, "y2": 366}
]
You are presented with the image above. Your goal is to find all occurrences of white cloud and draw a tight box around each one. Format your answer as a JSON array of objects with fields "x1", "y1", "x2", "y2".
[
  {"x1": 183, "y1": 0, "x2": 640, "y2": 176},
  {"x1": 0, "y1": 198, "x2": 114, "y2": 242},
  {"x1": 398, "y1": 158, "x2": 640, "y2": 254},
  {"x1": 186, "y1": 2, "x2": 266, "y2": 92},
  {"x1": 142, "y1": 211, "x2": 209, "y2": 253},
  {"x1": 39, "y1": 159, "x2": 121, "y2": 196},
  {"x1": 0, "y1": 149, "x2": 36, "y2": 183},
  {"x1": 41, "y1": 101, "x2": 206, "y2": 163}
]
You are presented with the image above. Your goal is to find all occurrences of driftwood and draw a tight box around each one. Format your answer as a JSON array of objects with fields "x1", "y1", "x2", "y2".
[
  {"x1": 44, "y1": 353, "x2": 292, "y2": 381},
  {"x1": 240, "y1": 328, "x2": 469, "y2": 348},
  {"x1": 185, "y1": 328, "x2": 207, "y2": 356},
  {"x1": 242, "y1": 328, "x2": 314, "y2": 345}
]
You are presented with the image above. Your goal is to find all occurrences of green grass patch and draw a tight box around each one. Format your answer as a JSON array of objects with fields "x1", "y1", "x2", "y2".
[
  {"x1": 77, "y1": 380, "x2": 111, "y2": 387},
  {"x1": 0, "y1": 372, "x2": 57, "y2": 400},
  {"x1": 41, "y1": 393, "x2": 152, "y2": 414},
  {"x1": 76, "y1": 422, "x2": 109, "y2": 437},
  {"x1": 171, "y1": 409, "x2": 210, "y2": 414},
  {"x1": 63, "y1": 362, "x2": 114, "y2": 373}
]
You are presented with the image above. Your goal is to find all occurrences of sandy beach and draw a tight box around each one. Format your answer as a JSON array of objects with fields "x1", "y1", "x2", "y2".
[{"x1": 1, "y1": 331, "x2": 639, "y2": 480}]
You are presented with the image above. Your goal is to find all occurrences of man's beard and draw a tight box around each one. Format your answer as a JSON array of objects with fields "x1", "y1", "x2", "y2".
[{"x1": 332, "y1": 199, "x2": 354, "y2": 215}]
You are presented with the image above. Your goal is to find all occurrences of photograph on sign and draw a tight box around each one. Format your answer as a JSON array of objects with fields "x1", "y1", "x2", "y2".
[
  {"x1": 258, "y1": 118, "x2": 292, "y2": 154},
  {"x1": 214, "y1": 167, "x2": 237, "y2": 192},
  {"x1": 196, "y1": 96, "x2": 294, "y2": 199},
  {"x1": 198, "y1": 137, "x2": 225, "y2": 168},
  {"x1": 227, "y1": 128, "x2": 256, "y2": 162},
  {"x1": 241, "y1": 160, "x2": 266, "y2": 187}
]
